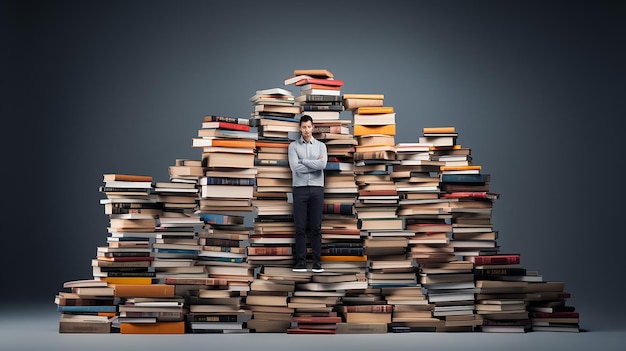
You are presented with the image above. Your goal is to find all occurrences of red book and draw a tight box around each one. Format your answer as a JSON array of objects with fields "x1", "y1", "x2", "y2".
[
  {"x1": 443, "y1": 192, "x2": 499, "y2": 200},
  {"x1": 201, "y1": 121, "x2": 251, "y2": 131},
  {"x1": 470, "y1": 254, "x2": 520, "y2": 265},
  {"x1": 292, "y1": 316, "x2": 342, "y2": 324},
  {"x1": 294, "y1": 78, "x2": 344, "y2": 87}
]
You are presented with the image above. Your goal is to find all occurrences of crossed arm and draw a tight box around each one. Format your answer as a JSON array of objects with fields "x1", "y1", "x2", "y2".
[{"x1": 288, "y1": 143, "x2": 328, "y2": 173}]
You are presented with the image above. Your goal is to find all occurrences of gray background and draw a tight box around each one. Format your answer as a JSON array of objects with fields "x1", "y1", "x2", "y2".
[{"x1": 3, "y1": 0, "x2": 625, "y2": 344}]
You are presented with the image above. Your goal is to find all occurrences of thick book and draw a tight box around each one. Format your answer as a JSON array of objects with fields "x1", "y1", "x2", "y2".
[
  {"x1": 440, "y1": 174, "x2": 487, "y2": 183},
  {"x1": 111, "y1": 284, "x2": 175, "y2": 298},
  {"x1": 295, "y1": 77, "x2": 344, "y2": 87},
  {"x1": 353, "y1": 124, "x2": 396, "y2": 136},
  {"x1": 423, "y1": 126, "x2": 456, "y2": 134},
  {"x1": 293, "y1": 69, "x2": 334, "y2": 78},
  {"x1": 335, "y1": 322, "x2": 387, "y2": 334},
  {"x1": 120, "y1": 321, "x2": 185, "y2": 334},
  {"x1": 59, "y1": 320, "x2": 111, "y2": 333},
  {"x1": 201, "y1": 121, "x2": 251, "y2": 131},
  {"x1": 356, "y1": 106, "x2": 395, "y2": 114},
  {"x1": 469, "y1": 254, "x2": 520, "y2": 265},
  {"x1": 204, "y1": 115, "x2": 250, "y2": 125},
  {"x1": 254, "y1": 158, "x2": 289, "y2": 167},
  {"x1": 103, "y1": 174, "x2": 153, "y2": 182},
  {"x1": 57, "y1": 305, "x2": 117, "y2": 313}
]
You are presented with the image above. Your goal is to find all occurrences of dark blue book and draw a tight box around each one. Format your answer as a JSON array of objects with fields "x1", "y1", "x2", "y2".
[
  {"x1": 57, "y1": 305, "x2": 117, "y2": 313},
  {"x1": 198, "y1": 213, "x2": 244, "y2": 225},
  {"x1": 440, "y1": 174, "x2": 487, "y2": 183},
  {"x1": 153, "y1": 248, "x2": 199, "y2": 254},
  {"x1": 201, "y1": 177, "x2": 254, "y2": 186},
  {"x1": 321, "y1": 247, "x2": 364, "y2": 255}
]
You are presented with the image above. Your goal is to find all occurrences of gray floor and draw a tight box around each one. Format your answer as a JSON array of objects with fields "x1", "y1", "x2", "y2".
[{"x1": 2, "y1": 303, "x2": 624, "y2": 351}]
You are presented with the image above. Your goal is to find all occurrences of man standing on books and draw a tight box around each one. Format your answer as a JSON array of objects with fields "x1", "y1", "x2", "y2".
[{"x1": 288, "y1": 115, "x2": 328, "y2": 273}]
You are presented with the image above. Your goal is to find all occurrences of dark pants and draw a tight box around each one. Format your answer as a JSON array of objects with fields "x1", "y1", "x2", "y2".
[{"x1": 292, "y1": 186, "x2": 324, "y2": 265}]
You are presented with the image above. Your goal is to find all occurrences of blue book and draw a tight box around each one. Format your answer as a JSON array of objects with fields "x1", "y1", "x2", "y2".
[
  {"x1": 153, "y1": 249, "x2": 199, "y2": 254},
  {"x1": 57, "y1": 305, "x2": 117, "y2": 313},
  {"x1": 440, "y1": 174, "x2": 486, "y2": 183},
  {"x1": 201, "y1": 177, "x2": 254, "y2": 186}
]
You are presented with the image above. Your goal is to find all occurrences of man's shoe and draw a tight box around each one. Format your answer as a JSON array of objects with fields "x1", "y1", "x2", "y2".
[
  {"x1": 312, "y1": 262, "x2": 324, "y2": 273},
  {"x1": 292, "y1": 261, "x2": 307, "y2": 272}
]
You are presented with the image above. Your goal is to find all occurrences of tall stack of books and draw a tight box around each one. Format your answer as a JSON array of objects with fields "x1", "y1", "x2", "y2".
[
  {"x1": 153, "y1": 161, "x2": 204, "y2": 280},
  {"x1": 96, "y1": 174, "x2": 159, "y2": 288},
  {"x1": 55, "y1": 279, "x2": 116, "y2": 333},
  {"x1": 249, "y1": 86, "x2": 296, "y2": 270}
]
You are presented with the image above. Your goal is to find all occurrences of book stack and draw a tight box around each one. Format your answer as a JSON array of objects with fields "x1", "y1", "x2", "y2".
[
  {"x1": 249, "y1": 87, "x2": 300, "y2": 133},
  {"x1": 469, "y1": 254, "x2": 530, "y2": 333},
  {"x1": 382, "y1": 285, "x2": 441, "y2": 332},
  {"x1": 97, "y1": 174, "x2": 158, "y2": 287},
  {"x1": 284, "y1": 68, "x2": 344, "y2": 123},
  {"x1": 194, "y1": 116, "x2": 257, "y2": 209},
  {"x1": 117, "y1": 296, "x2": 185, "y2": 329},
  {"x1": 287, "y1": 315, "x2": 342, "y2": 334},
  {"x1": 195, "y1": 216, "x2": 254, "y2": 288},
  {"x1": 55, "y1": 279, "x2": 115, "y2": 333},
  {"x1": 113, "y1": 282, "x2": 185, "y2": 334},
  {"x1": 183, "y1": 277, "x2": 252, "y2": 334},
  {"x1": 526, "y1": 280, "x2": 580, "y2": 332},
  {"x1": 419, "y1": 260, "x2": 481, "y2": 331},
  {"x1": 245, "y1": 276, "x2": 295, "y2": 333}
]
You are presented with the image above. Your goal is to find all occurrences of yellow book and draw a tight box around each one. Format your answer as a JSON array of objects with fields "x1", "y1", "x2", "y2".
[
  {"x1": 100, "y1": 277, "x2": 153, "y2": 285},
  {"x1": 423, "y1": 126, "x2": 456, "y2": 134},
  {"x1": 440, "y1": 165, "x2": 482, "y2": 171},
  {"x1": 342, "y1": 93, "x2": 385, "y2": 100},
  {"x1": 356, "y1": 106, "x2": 395, "y2": 114},
  {"x1": 353, "y1": 124, "x2": 396, "y2": 136}
]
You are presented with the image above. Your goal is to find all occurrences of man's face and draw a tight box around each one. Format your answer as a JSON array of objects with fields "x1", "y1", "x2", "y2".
[{"x1": 300, "y1": 120, "x2": 313, "y2": 141}]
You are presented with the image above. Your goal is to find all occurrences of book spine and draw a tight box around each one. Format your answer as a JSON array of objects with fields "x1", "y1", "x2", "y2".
[
  {"x1": 57, "y1": 305, "x2": 118, "y2": 313},
  {"x1": 302, "y1": 105, "x2": 344, "y2": 111},
  {"x1": 254, "y1": 159, "x2": 289, "y2": 167},
  {"x1": 202, "y1": 177, "x2": 254, "y2": 186},
  {"x1": 201, "y1": 238, "x2": 242, "y2": 247},
  {"x1": 204, "y1": 115, "x2": 249, "y2": 125},
  {"x1": 187, "y1": 314, "x2": 238, "y2": 322},
  {"x1": 218, "y1": 121, "x2": 251, "y2": 131},
  {"x1": 247, "y1": 247, "x2": 291, "y2": 255},
  {"x1": 343, "y1": 305, "x2": 392, "y2": 313},
  {"x1": 473, "y1": 268, "x2": 527, "y2": 276},
  {"x1": 473, "y1": 255, "x2": 520, "y2": 265},
  {"x1": 440, "y1": 174, "x2": 486, "y2": 183},
  {"x1": 322, "y1": 203, "x2": 353, "y2": 215},
  {"x1": 321, "y1": 247, "x2": 364, "y2": 255}
]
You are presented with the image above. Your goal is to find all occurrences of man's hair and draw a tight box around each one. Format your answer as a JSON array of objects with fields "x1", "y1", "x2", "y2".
[{"x1": 299, "y1": 114, "x2": 314, "y2": 125}]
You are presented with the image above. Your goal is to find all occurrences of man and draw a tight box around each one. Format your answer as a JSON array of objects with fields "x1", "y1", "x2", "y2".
[{"x1": 288, "y1": 115, "x2": 328, "y2": 273}]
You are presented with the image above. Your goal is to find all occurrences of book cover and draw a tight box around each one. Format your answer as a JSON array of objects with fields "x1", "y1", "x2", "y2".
[
  {"x1": 204, "y1": 115, "x2": 250, "y2": 125},
  {"x1": 201, "y1": 121, "x2": 251, "y2": 131},
  {"x1": 353, "y1": 124, "x2": 396, "y2": 136},
  {"x1": 356, "y1": 106, "x2": 395, "y2": 114},
  {"x1": 111, "y1": 284, "x2": 175, "y2": 298},
  {"x1": 120, "y1": 321, "x2": 185, "y2": 334},
  {"x1": 295, "y1": 78, "x2": 344, "y2": 87}
]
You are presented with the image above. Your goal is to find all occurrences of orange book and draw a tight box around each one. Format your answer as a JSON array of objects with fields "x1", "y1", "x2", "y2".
[
  {"x1": 423, "y1": 127, "x2": 456, "y2": 134},
  {"x1": 102, "y1": 174, "x2": 153, "y2": 182},
  {"x1": 321, "y1": 255, "x2": 368, "y2": 262},
  {"x1": 293, "y1": 69, "x2": 334, "y2": 78},
  {"x1": 98, "y1": 312, "x2": 117, "y2": 317},
  {"x1": 99, "y1": 277, "x2": 153, "y2": 285},
  {"x1": 112, "y1": 284, "x2": 175, "y2": 298},
  {"x1": 120, "y1": 321, "x2": 185, "y2": 334},
  {"x1": 356, "y1": 106, "x2": 394, "y2": 114},
  {"x1": 353, "y1": 124, "x2": 396, "y2": 137},
  {"x1": 255, "y1": 141, "x2": 290, "y2": 148},
  {"x1": 440, "y1": 165, "x2": 482, "y2": 171}
]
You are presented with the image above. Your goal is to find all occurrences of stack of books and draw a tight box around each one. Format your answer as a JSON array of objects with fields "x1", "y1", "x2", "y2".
[{"x1": 55, "y1": 279, "x2": 115, "y2": 333}]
